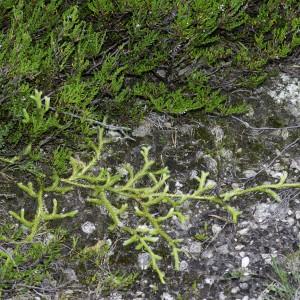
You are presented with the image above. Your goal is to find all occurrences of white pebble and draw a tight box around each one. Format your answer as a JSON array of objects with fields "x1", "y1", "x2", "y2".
[
  {"x1": 81, "y1": 221, "x2": 96, "y2": 234},
  {"x1": 241, "y1": 256, "x2": 250, "y2": 268}
]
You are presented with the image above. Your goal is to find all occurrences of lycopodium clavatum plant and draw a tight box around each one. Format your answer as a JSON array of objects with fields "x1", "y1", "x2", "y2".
[{"x1": 8, "y1": 121, "x2": 300, "y2": 283}]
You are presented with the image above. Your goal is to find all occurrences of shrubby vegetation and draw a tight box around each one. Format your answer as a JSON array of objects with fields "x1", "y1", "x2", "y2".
[
  {"x1": 0, "y1": 0, "x2": 299, "y2": 297},
  {"x1": 1, "y1": 122, "x2": 300, "y2": 293},
  {"x1": 0, "y1": 0, "x2": 299, "y2": 148}
]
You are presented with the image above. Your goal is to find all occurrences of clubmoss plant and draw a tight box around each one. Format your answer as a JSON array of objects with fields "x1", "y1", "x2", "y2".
[
  {"x1": 9, "y1": 121, "x2": 300, "y2": 283},
  {"x1": 22, "y1": 89, "x2": 60, "y2": 139},
  {"x1": 10, "y1": 180, "x2": 77, "y2": 242}
]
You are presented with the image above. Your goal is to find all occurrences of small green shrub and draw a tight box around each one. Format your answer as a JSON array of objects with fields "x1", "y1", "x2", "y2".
[
  {"x1": 1, "y1": 0, "x2": 298, "y2": 148},
  {"x1": 22, "y1": 90, "x2": 60, "y2": 139}
]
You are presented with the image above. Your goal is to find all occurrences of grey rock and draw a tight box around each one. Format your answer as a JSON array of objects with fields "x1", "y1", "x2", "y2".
[
  {"x1": 179, "y1": 260, "x2": 189, "y2": 272},
  {"x1": 189, "y1": 241, "x2": 202, "y2": 254},
  {"x1": 239, "y1": 251, "x2": 246, "y2": 258},
  {"x1": 238, "y1": 228, "x2": 249, "y2": 235},
  {"x1": 175, "y1": 180, "x2": 183, "y2": 192},
  {"x1": 231, "y1": 183, "x2": 240, "y2": 189},
  {"x1": 206, "y1": 179, "x2": 217, "y2": 189},
  {"x1": 220, "y1": 148, "x2": 233, "y2": 160},
  {"x1": 161, "y1": 292, "x2": 174, "y2": 300},
  {"x1": 164, "y1": 122, "x2": 172, "y2": 128},
  {"x1": 253, "y1": 203, "x2": 279, "y2": 223},
  {"x1": 273, "y1": 162, "x2": 284, "y2": 171},
  {"x1": 242, "y1": 170, "x2": 257, "y2": 178},
  {"x1": 293, "y1": 288, "x2": 300, "y2": 300},
  {"x1": 212, "y1": 224, "x2": 222, "y2": 235},
  {"x1": 261, "y1": 253, "x2": 278, "y2": 264},
  {"x1": 286, "y1": 217, "x2": 295, "y2": 226},
  {"x1": 62, "y1": 268, "x2": 78, "y2": 282},
  {"x1": 179, "y1": 124, "x2": 195, "y2": 135},
  {"x1": 189, "y1": 170, "x2": 198, "y2": 180},
  {"x1": 156, "y1": 69, "x2": 167, "y2": 78},
  {"x1": 216, "y1": 244, "x2": 229, "y2": 255},
  {"x1": 132, "y1": 290, "x2": 145, "y2": 300},
  {"x1": 266, "y1": 73, "x2": 300, "y2": 117},
  {"x1": 266, "y1": 169, "x2": 284, "y2": 179},
  {"x1": 211, "y1": 126, "x2": 224, "y2": 145},
  {"x1": 202, "y1": 250, "x2": 214, "y2": 259},
  {"x1": 178, "y1": 66, "x2": 193, "y2": 77},
  {"x1": 203, "y1": 155, "x2": 218, "y2": 174},
  {"x1": 196, "y1": 150, "x2": 204, "y2": 160},
  {"x1": 173, "y1": 216, "x2": 191, "y2": 231},
  {"x1": 109, "y1": 293, "x2": 123, "y2": 300},
  {"x1": 291, "y1": 158, "x2": 300, "y2": 171},
  {"x1": 107, "y1": 130, "x2": 122, "y2": 139},
  {"x1": 132, "y1": 122, "x2": 152, "y2": 137},
  {"x1": 281, "y1": 128, "x2": 289, "y2": 140},
  {"x1": 297, "y1": 232, "x2": 300, "y2": 243}
]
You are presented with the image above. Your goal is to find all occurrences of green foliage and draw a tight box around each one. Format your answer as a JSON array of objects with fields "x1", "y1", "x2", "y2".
[
  {"x1": 133, "y1": 71, "x2": 246, "y2": 115},
  {"x1": 267, "y1": 254, "x2": 300, "y2": 299},
  {"x1": 10, "y1": 180, "x2": 77, "y2": 241},
  {"x1": 52, "y1": 145, "x2": 72, "y2": 176},
  {"x1": 0, "y1": 227, "x2": 67, "y2": 296},
  {"x1": 100, "y1": 272, "x2": 139, "y2": 293},
  {"x1": 1, "y1": 0, "x2": 298, "y2": 148},
  {"x1": 8, "y1": 123, "x2": 300, "y2": 283},
  {"x1": 88, "y1": 0, "x2": 115, "y2": 15},
  {"x1": 0, "y1": 2, "x2": 299, "y2": 293},
  {"x1": 22, "y1": 90, "x2": 59, "y2": 139}
]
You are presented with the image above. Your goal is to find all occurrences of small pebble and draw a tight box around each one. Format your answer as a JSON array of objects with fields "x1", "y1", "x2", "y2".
[
  {"x1": 231, "y1": 287, "x2": 240, "y2": 294},
  {"x1": 81, "y1": 221, "x2": 96, "y2": 234},
  {"x1": 216, "y1": 244, "x2": 229, "y2": 255},
  {"x1": 138, "y1": 253, "x2": 150, "y2": 270},
  {"x1": 239, "y1": 282, "x2": 249, "y2": 290},
  {"x1": 63, "y1": 268, "x2": 78, "y2": 282},
  {"x1": 238, "y1": 228, "x2": 249, "y2": 235},
  {"x1": 286, "y1": 217, "x2": 295, "y2": 226},
  {"x1": 179, "y1": 260, "x2": 189, "y2": 272},
  {"x1": 190, "y1": 170, "x2": 198, "y2": 179},
  {"x1": 241, "y1": 257, "x2": 250, "y2": 268},
  {"x1": 242, "y1": 170, "x2": 256, "y2": 178},
  {"x1": 231, "y1": 183, "x2": 240, "y2": 189},
  {"x1": 239, "y1": 251, "x2": 246, "y2": 258},
  {"x1": 212, "y1": 224, "x2": 222, "y2": 235},
  {"x1": 235, "y1": 244, "x2": 245, "y2": 250},
  {"x1": 204, "y1": 277, "x2": 215, "y2": 285},
  {"x1": 189, "y1": 241, "x2": 202, "y2": 254},
  {"x1": 156, "y1": 69, "x2": 166, "y2": 78},
  {"x1": 161, "y1": 292, "x2": 174, "y2": 300},
  {"x1": 202, "y1": 250, "x2": 213, "y2": 259}
]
